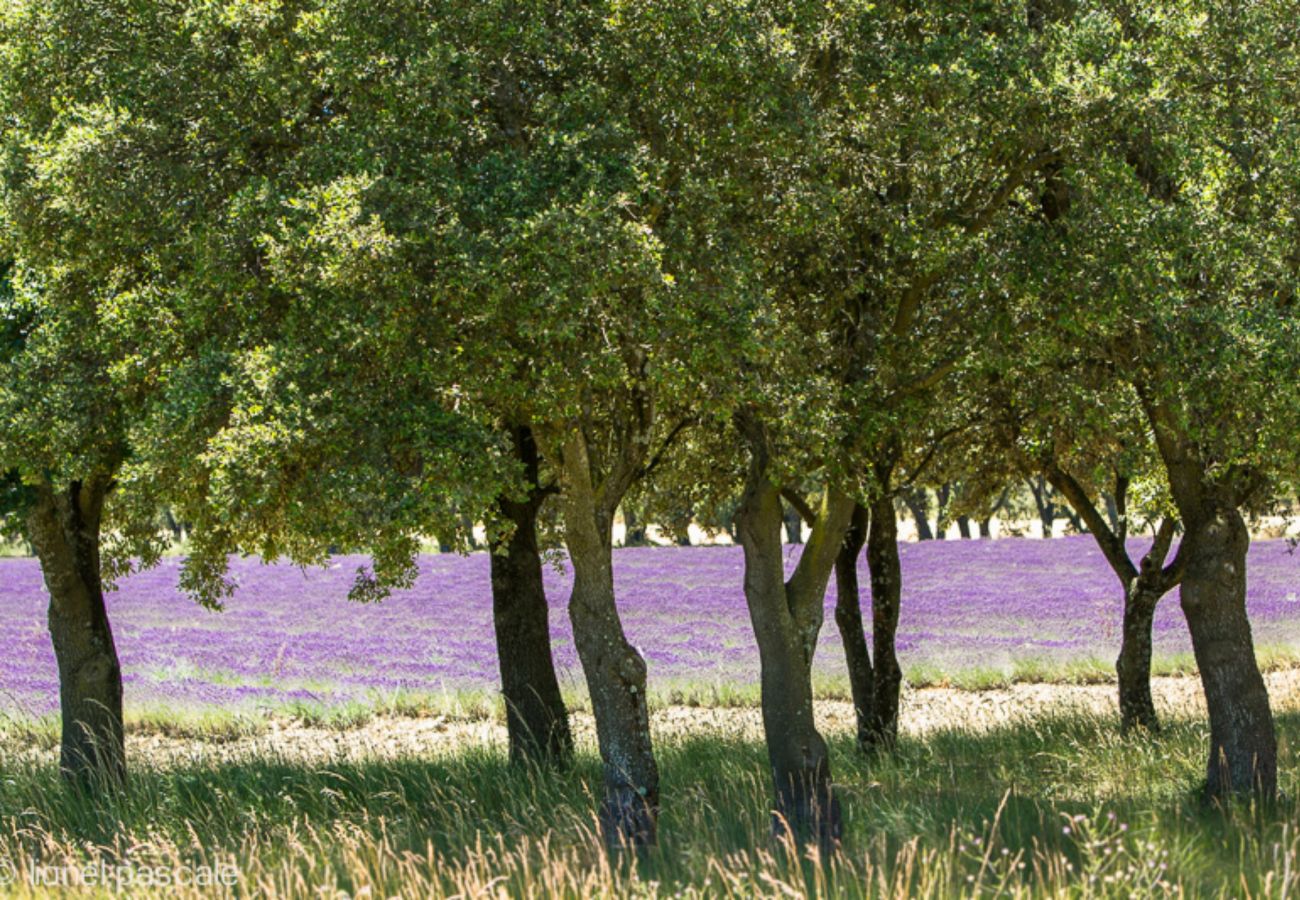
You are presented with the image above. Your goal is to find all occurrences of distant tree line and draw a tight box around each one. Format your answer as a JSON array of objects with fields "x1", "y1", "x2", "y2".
[{"x1": 1, "y1": 0, "x2": 1297, "y2": 850}]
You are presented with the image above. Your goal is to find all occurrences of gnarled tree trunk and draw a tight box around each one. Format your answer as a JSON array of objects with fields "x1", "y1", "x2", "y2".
[
  {"x1": 27, "y1": 479, "x2": 124, "y2": 787},
  {"x1": 555, "y1": 431, "x2": 658, "y2": 846},
  {"x1": 1180, "y1": 505, "x2": 1276, "y2": 798},
  {"x1": 865, "y1": 491, "x2": 902, "y2": 750},
  {"x1": 1116, "y1": 582, "x2": 1160, "y2": 734},
  {"x1": 833, "y1": 503, "x2": 872, "y2": 753},
  {"x1": 491, "y1": 427, "x2": 572, "y2": 767}
]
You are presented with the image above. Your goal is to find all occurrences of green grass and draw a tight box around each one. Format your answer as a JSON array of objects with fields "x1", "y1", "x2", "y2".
[{"x1": 4, "y1": 702, "x2": 1300, "y2": 897}]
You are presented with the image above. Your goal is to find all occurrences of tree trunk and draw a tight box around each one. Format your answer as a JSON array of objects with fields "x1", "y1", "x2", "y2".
[
  {"x1": 1116, "y1": 582, "x2": 1160, "y2": 734},
  {"x1": 622, "y1": 506, "x2": 648, "y2": 547},
  {"x1": 1027, "y1": 475, "x2": 1057, "y2": 538},
  {"x1": 834, "y1": 503, "x2": 873, "y2": 754},
  {"x1": 491, "y1": 429, "x2": 572, "y2": 767},
  {"x1": 556, "y1": 432, "x2": 658, "y2": 846},
  {"x1": 736, "y1": 478, "x2": 841, "y2": 850},
  {"x1": 1180, "y1": 505, "x2": 1276, "y2": 799},
  {"x1": 27, "y1": 480, "x2": 124, "y2": 787},
  {"x1": 956, "y1": 515, "x2": 972, "y2": 539},
  {"x1": 866, "y1": 492, "x2": 903, "y2": 750},
  {"x1": 933, "y1": 483, "x2": 952, "y2": 540},
  {"x1": 1103, "y1": 492, "x2": 1121, "y2": 533},
  {"x1": 978, "y1": 517, "x2": 992, "y2": 538},
  {"x1": 783, "y1": 503, "x2": 804, "y2": 544},
  {"x1": 901, "y1": 489, "x2": 933, "y2": 541}
]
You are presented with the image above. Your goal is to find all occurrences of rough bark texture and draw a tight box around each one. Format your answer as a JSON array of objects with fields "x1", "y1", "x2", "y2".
[
  {"x1": 1116, "y1": 585, "x2": 1160, "y2": 734},
  {"x1": 27, "y1": 480, "x2": 124, "y2": 787},
  {"x1": 1044, "y1": 464, "x2": 1179, "y2": 735},
  {"x1": 732, "y1": 410, "x2": 855, "y2": 849},
  {"x1": 1180, "y1": 505, "x2": 1276, "y2": 798},
  {"x1": 833, "y1": 503, "x2": 873, "y2": 754},
  {"x1": 736, "y1": 474, "x2": 851, "y2": 850},
  {"x1": 865, "y1": 492, "x2": 902, "y2": 750},
  {"x1": 555, "y1": 430, "x2": 658, "y2": 846},
  {"x1": 490, "y1": 428, "x2": 572, "y2": 767}
]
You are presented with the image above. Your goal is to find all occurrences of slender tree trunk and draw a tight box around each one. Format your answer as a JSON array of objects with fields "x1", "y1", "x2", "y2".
[
  {"x1": 1103, "y1": 492, "x2": 1121, "y2": 533},
  {"x1": 1116, "y1": 582, "x2": 1160, "y2": 734},
  {"x1": 783, "y1": 503, "x2": 804, "y2": 544},
  {"x1": 978, "y1": 517, "x2": 992, "y2": 538},
  {"x1": 556, "y1": 432, "x2": 658, "y2": 846},
  {"x1": 866, "y1": 492, "x2": 903, "y2": 750},
  {"x1": 736, "y1": 478, "x2": 841, "y2": 850},
  {"x1": 933, "y1": 484, "x2": 952, "y2": 540},
  {"x1": 1180, "y1": 505, "x2": 1276, "y2": 799},
  {"x1": 901, "y1": 489, "x2": 933, "y2": 541},
  {"x1": 622, "y1": 506, "x2": 648, "y2": 547},
  {"x1": 834, "y1": 503, "x2": 873, "y2": 753},
  {"x1": 956, "y1": 515, "x2": 972, "y2": 539},
  {"x1": 27, "y1": 480, "x2": 124, "y2": 787},
  {"x1": 491, "y1": 429, "x2": 572, "y2": 767}
]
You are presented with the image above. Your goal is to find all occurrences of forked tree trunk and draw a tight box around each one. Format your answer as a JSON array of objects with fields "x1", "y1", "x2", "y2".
[
  {"x1": 1180, "y1": 505, "x2": 1276, "y2": 799},
  {"x1": 833, "y1": 503, "x2": 873, "y2": 753},
  {"x1": 555, "y1": 432, "x2": 658, "y2": 846},
  {"x1": 736, "y1": 478, "x2": 846, "y2": 850},
  {"x1": 978, "y1": 517, "x2": 992, "y2": 538},
  {"x1": 490, "y1": 428, "x2": 572, "y2": 766},
  {"x1": 865, "y1": 492, "x2": 902, "y2": 750},
  {"x1": 1116, "y1": 582, "x2": 1160, "y2": 734},
  {"x1": 27, "y1": 480, "x2": 124, "y2": 787}
]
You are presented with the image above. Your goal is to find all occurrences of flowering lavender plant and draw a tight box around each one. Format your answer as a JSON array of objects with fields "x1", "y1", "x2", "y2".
[{"x1": 1, "y1": 536, "x2": 1296, "y2": 717}]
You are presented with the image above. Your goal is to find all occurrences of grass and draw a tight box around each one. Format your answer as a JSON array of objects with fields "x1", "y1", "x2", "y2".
[{"x1": 4, "y1": 698, "x2": 1300, "y2": 897}]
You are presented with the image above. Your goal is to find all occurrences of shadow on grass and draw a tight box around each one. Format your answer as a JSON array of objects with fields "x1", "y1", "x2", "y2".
[{"x1": 2, "y1": 707, "x2": 1299, "y2": 894}]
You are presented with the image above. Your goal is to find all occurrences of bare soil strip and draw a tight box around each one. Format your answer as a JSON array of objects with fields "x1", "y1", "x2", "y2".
[{"x1": 11, "y1": 671, "x2": 1300, "y2": 769}]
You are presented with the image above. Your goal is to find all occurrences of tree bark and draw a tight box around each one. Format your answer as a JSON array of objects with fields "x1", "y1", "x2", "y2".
[
  {"x1": 865, "y1": 491, "x2": 903, "y2": 750},
  {"x1": 1043, "y1": 463, "x2": 1178, "y2": 736},
  {"x1": 901, "y1": 488, "x2": 933, "y2": 540},
  {"x1": 833, "y1": 503, "x2": 873, "y2": 754},
  {"x1": 1027, "y1": 475, "x2": 1057, "y2": 538},
  {"x1": 27, "y1": 480, "x2": 124, "y2": 787},
  {"x1": 622, "y1": 505, "x2": 648, "y2": 547},
  {"x1": 736, "y1": 475, "x2": 850, "y2": 850},
  {"x1": 1180, "y1": 505, "x2": 1276, "y2": 798},
  {"x1": 978, "y1": 517, "x2": 992, "y2": 538},
  {"x1": 933, "y1": 483, "x2": 952, "y2": 540},
  {"x1": 555, "y1": 430, "x2": 658, "y2": 846},
  {"x1": 956, "y1": 515, "x2": 972, "y2": 539},
  {"x1": 1116, "y1": 583, "x2": 1160, "y2": 734},
  {"x1": 783, "y1": 503, "x2": 804, "y2": 544},
  {"x1": 491, "y1": 428, "x2": 572, "y2": 767}
]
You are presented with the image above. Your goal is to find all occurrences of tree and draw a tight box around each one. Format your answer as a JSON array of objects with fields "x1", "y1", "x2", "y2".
[
  {"x1": 0, "y1": 0, "x2": 257, "y2": 784},
  {"x1": 1024, "y1": 0, "x2": 1300, "y2": 796},
  {"x1": 809, "y1": 0, "x2": 1067, "y2": 758}
]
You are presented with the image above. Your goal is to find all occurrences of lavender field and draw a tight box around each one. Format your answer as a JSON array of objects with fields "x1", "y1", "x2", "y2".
[{"x1": 2, "y1": 537, "x2": 1298, "y2": 719}]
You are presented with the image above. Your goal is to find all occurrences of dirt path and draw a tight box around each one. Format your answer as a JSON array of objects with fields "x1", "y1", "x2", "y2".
[{"x1": 10, "y1": 670, "x2": 1300, "y2": 769}]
